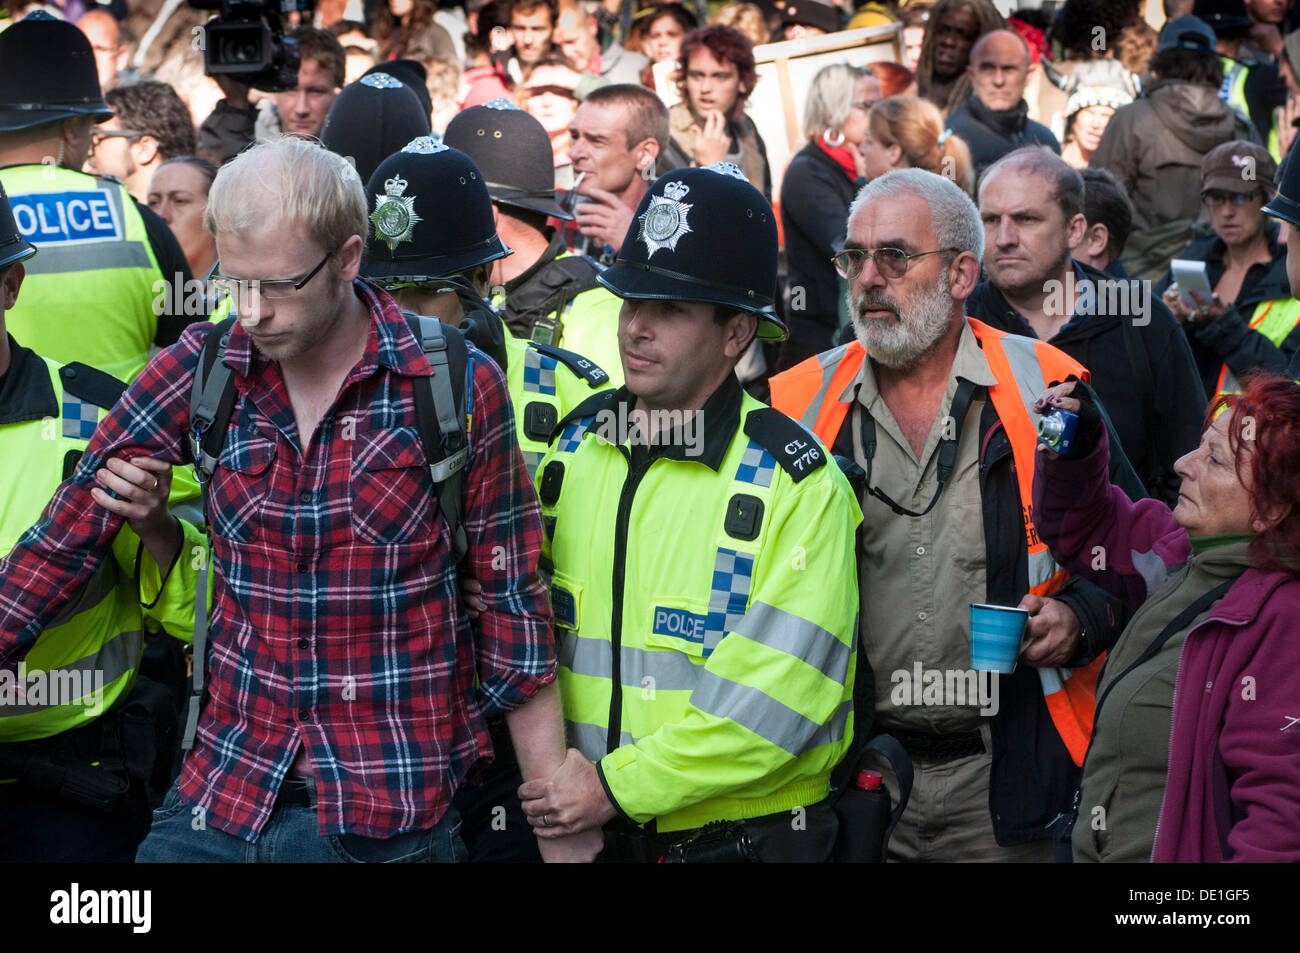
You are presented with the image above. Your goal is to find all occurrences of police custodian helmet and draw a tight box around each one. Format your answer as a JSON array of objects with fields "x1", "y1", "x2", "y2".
[
  {"x1": 1263, "y1": 145, "x2": 1300, "y2": 228},
  {"x1": 443, "y1": 99, "x2": 572, "y2": 221},
  {"x1": 362, "y1": 136, "x2": 511, "y2": 282},
  {"x1": 0, "y1": 11, "x2": 113, "y2": 132},
  {"x1": 0, "y1": 181, "x2": 37, "y2": 270},
  {"x1": 598, "y1": 162, "x2": 787, "y2": 342},
  {"x1": 321, "y1": 73, "x2": 431, "y2": 191}
]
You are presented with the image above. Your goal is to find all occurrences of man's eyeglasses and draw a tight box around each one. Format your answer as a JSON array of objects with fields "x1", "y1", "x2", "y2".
[
  {"x1": 212, "y1": 250, "x2": 334, "y2": 300},
  {"x1": 1201, "y1": 190, "x2": 1261, "y2": 208},
  {"x1": 89, "y1": 129, "x2": 144, "y2": 149},
  {"x1": 832, "y1": 246, "x2": 958, "y2": 280}
]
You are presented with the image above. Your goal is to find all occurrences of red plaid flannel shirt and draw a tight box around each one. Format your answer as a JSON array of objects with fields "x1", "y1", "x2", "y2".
[{"x1": 0, "y1": 281, "x2": 556, "y2": 841}]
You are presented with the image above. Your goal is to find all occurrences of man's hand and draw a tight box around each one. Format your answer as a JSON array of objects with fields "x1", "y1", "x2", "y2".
[
  {"x1": 537, "y1": 828, "x2": 605, "y2": 863},
  {"x1": 90, "y1": 457, "x2": 180, "y2": 566},
  {"x1": 692, "y1": 110, "x2": 731, "y2": 167},
  {"x1": 573, "y1": 184, "x2": 634, "y2": 254},
  {"x1": 518, "y1": 746, "x2": 617, "y2": 838},
  {"x1": 213, "y1": 74, "x2": 253, "y2": 110},
  {"x1": 460, "y1": 575, "x2": 489, "y2": 620},
  {"x1": 1017, "y1": 595, "x2": 1081, "y2": 667}
]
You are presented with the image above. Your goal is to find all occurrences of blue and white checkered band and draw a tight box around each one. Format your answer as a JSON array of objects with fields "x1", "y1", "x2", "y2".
[
  {"x1": 639, "y1": 179, "x2": 692, "y2": 258},
  {"x1": 523, "y1": 346, "x2": 557, "y2": 396},
  {"x1": 483, "y1": 97, "x2": 519, "y2": 110},
  {"x1": 556, "y1": 419, "x2": 590, "y2": 453},
  {"x1": 734, "y1": 438, "x2": 777, "y2": 488},
  {"x1": 62, "y1": 395, "x2": 98, "y2": 439},
  {"x1": 402, "y1": 135, "x2": 447, "y2": 154},
  {"x1": 360, "y1": 72, "x2": 404, "y2": 89},
  {"x1": 703, "y1": 161, "x2": 747, "y2": 182},
  {"x1": 703, "y1": 547, "x2": 754, "y2": 656}
]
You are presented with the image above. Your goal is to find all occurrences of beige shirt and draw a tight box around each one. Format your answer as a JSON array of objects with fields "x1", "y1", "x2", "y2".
[{"x1": 845, "y1": 321, "x2": 999, "y2": 733}]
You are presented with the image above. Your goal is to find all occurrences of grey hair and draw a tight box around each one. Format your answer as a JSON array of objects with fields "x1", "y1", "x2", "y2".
[
  {"x1": 846, "y1": 167, "x2": 984, "y2": 265},
  {"x1": 205, "y1": 135, "x2": 368, "y2": 252},
  {"x1": 802, "y1": 63, "x2": 869, "y2": 141}
]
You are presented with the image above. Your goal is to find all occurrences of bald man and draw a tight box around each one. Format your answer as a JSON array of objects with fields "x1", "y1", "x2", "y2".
[
  {"x1": 76, "y1": 9, "x2": 128, "y2": 93},
  {"x1": 944, "y1": 28, "x2": 1058, "y2": 177}
]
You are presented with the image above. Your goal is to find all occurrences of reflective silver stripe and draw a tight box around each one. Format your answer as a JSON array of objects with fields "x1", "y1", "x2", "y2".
[
  {"x1": 46, "y1": 560, "x2": 119, "y2": 629},
  {"x1": 522, "y1": 450, "x2": 544, "y2": 481},
  {"x1": 567, "y1": 720, "x2": 637, "y2": 761},
  {"x1": 995, "y1": 335, "x2": 1071, "y2": 588},
  {"x1": 730, "y1": 601, "x2": 851, "y2": 685},
  {"x1": 1028, "y1": 547, "x2": 1060, "y2": 590},
  {"x1": 690, "y1": 669, "x2": 838, "y2": 756},
  {"x1": 995, "y1": 333, "x2": 1049, "y2": 418},
  {"x1": 0, "y1": 627, "x2": 141, "y2": 718},
  {"x1": 798, "y1": 345, "x2": 849, "y2": 430},
  {"x1": 559, "y1": 635, "x2": 702, "y2": 692},
  {"x1": 805, "y1": 698, "x2": 852, "y2": 751},
  {"x1": 22, "y1": 240, "x2": 153, "y2": 275}
]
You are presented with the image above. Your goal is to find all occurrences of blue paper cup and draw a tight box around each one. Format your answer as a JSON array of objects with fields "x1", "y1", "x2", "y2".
[{"x1": 969, "y1": 603, "x2": 1030, "y2": 673}]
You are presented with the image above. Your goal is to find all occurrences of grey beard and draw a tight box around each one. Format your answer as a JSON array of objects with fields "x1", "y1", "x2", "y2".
[{"x1": 849, "y1": 276, "x2": 955, "y2": 371}]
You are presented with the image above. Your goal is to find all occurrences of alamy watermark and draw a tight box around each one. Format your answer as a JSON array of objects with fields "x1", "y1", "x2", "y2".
[
  {"x1": 1042, "y1": 271, "x2": 1151, "y2": 326},
  {"x1": 588, "y1": 404, "x2": 704, "y2": 457},
  {"x1": 0, "y1": 662, "x2": 104, "y2": 717},
  {"x1": 890, "y1": 662, "x2": 1000, "y2": 716}
]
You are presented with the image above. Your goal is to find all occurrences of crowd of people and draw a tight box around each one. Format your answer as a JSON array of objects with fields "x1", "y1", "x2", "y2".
[{"x1": 0, "y1": 0, "x2": 1298, "y2": 866}]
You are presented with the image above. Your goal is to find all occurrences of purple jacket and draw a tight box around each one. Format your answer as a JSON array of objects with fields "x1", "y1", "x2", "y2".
[{"x1": 1033, "y1": 429, "x2": 1300, "y2": 862}]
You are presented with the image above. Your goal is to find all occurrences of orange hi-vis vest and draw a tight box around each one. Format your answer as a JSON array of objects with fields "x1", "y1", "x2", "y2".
[{"x1": 769, "y1": 318, "x2": 1103, "y2": 766}]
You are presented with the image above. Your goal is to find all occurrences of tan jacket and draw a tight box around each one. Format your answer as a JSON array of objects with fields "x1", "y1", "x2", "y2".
[{"x1": 659, "y1": 103, "x2": 772, "y2": 200}]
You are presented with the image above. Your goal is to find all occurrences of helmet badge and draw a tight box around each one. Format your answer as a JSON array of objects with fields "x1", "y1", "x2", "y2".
[
  {"x1": 371, "y1": 174, "x2": 422, "y2": 252},
  {"x1": 639, "y1": 179, "x2": 693, "y2": 258}
]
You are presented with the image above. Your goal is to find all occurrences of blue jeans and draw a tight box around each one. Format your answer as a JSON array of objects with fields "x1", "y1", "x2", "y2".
[{"x1": 135, "y1": 778, "x2": 466, "y2": 863}]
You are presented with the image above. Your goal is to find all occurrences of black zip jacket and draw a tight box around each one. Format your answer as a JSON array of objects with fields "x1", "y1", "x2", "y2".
[
  {"x1": 778, "y1": 142, "x2": 861, "y2": 372},
  {"x1": 967, "y1": 260, "x2": 1206, "y2": 508},
  {"x1": 1154, "y1": 228, "x2": 1300, "y2": 397}
]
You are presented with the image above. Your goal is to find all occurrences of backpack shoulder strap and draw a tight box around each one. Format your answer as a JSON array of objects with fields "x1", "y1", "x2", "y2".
[
  {"x1": 188, "y1": 317, "x2": 239, "y2": 490},
  {"x1": 181, "y1": 315, "x2": 236, "y2": 752},
  {"x1": 404, "y1": 311, "x2": 472, "y2": 562}
]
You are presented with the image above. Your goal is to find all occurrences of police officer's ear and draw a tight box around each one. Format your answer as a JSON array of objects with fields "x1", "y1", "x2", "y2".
[
  {"x1": 1, "y1": 262, "x2": 24, "y2": 311},
  {"x1": 468, "y1": 261, "x2": 494, "y2": 296},
  {"x1": 721, "y1": 309, "x2": 757, "y2": 359},
  {"x1": 60, "y1": 116, "x2": 94, "y2": 169}
]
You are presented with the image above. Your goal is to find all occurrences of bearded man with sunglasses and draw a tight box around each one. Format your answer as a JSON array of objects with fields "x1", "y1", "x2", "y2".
[
  {"x1": 0, "y1": 135, "x2": 595, "y2": 864},
  {"x1": 771, "y1": 168, "x2": 1142, "y2": 862}
]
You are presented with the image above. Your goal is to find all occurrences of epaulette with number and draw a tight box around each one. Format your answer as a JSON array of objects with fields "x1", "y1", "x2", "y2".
[{"x1": 742, "y1": 407, "x2": 826, "y2": 483}]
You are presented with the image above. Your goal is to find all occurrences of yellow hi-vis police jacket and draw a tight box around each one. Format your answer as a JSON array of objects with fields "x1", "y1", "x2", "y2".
[
  {"x1": 502, "y1": 331, "x2": 615, "y2": 481},
  {"x1": 490, "y1": 249, "x2": 626, "y2": 383},
  {"x1": 0, "y1": 343, "x2": 198, "y2": 744},
  {"x1": 537, "y1": 374, "x2": 862, "y2": 832},
  {"x1": 0, "y1": 165, "x2": 166, "y2": 381}
]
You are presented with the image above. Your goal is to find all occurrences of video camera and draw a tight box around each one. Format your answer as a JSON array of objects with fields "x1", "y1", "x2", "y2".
[{"x1": 189, "y1": 0, "x2": 314, "y2": 93}]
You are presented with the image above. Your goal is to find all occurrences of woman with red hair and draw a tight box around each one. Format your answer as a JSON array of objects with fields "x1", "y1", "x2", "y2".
[
  {"x1": 1032, "y1": 373, "x2": 1300, "y2": 863},
  {"x1": 656, "y1": 25, "x2": 771, "y2": 198}
]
